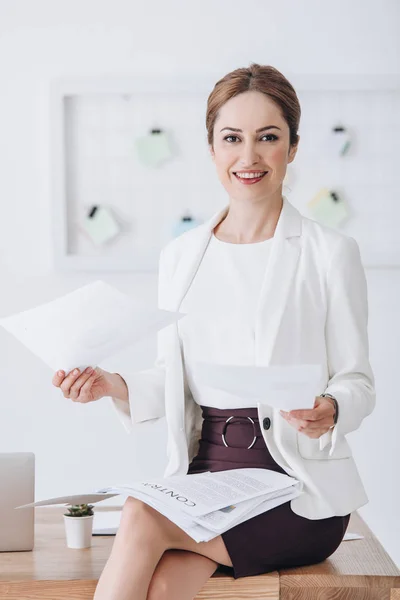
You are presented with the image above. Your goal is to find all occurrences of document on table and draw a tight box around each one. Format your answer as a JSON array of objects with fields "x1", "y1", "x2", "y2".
[
  {"x1": 343, "y1": 532, "x2": 364, "y2": 541},
  {"x1": 92, "y1": 510, "x2": 123, "y2": 535},
  {"x1": 15, "y1": 468, "x2": 303, "y2": 543},
  {"x1": 193, "y1": 362, "x2": 322, "y2": 411},
  {"x1": 0, "y1": 280, "x2": 185, "y2": 373}
]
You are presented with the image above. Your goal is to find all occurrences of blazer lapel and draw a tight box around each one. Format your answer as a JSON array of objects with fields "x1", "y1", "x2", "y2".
[
  {"x1": 255, "y1": 199, "x2": 302, "y2": 365},
  {"x1": 168, "y1": 205, "x2": 229, "y2": 311}
]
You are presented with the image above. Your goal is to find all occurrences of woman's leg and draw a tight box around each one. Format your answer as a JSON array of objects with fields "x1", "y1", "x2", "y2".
[
  {"x1": 93, "y1": 497, "x2": 232, "y2": 600},
  {"x1": 146, "y1": 549, "x2": 218, "y2": 600}
]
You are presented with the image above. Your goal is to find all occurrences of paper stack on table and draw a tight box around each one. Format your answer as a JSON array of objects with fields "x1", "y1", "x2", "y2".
[{"x1": 16, "y1": 468, "x2": 303, "y2": 543}]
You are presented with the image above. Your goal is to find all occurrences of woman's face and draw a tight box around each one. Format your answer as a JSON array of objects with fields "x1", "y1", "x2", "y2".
[{"x1": 210, "y1": 90, "x2": 298, "y2": 203}]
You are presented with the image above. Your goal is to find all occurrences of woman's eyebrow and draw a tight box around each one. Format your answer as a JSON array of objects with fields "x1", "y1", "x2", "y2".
[{"x1": 220, "y1": 125, "x2": 282, "y2": 133}]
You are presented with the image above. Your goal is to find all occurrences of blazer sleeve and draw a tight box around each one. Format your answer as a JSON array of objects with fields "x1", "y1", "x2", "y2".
[
  {"x1": 319, "y1": 235, "x2": 376, "y2": 455},
  {"x1": 109, "y1": 248, "x2": 170, "y2": 433}
]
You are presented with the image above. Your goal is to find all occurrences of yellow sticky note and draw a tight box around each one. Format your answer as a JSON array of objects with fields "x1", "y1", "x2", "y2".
[{"x1": 307, "y1": 189, "x2": 350, "y2": 228}]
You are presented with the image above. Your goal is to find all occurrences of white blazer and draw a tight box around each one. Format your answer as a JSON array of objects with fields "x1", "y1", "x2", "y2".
[{"x1": 111, "y1": 196, "x2": 376, "y2": 520}]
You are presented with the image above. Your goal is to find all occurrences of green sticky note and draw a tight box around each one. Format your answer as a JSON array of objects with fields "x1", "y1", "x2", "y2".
[
  {"x1": 135, "y1": 130, "x2": 173, "y2": 167},
  {"x1": 307, "y1": 189, "x2": 350, "y2": 228},
  {"x1": 83, "y1": 206, "x2": 120, "y2": 245}
]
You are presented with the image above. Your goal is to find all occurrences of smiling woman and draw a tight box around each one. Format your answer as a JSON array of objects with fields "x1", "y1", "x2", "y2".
[
  {"x1": 205, "y1": 64, "x2": 301, "y2": 243},
  {"x1": 92, "y1": 63, "x2": 375, "y2": 600}
]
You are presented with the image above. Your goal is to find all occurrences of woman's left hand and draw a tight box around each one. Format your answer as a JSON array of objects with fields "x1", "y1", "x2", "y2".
[{"x1": 279, "y1": 396, "x2": 336, "y2": 439}]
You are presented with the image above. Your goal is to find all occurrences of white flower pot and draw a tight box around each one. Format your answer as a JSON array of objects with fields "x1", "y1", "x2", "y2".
[{"x1": 63, "y1": 514, "x2": 94, "y2": 549}]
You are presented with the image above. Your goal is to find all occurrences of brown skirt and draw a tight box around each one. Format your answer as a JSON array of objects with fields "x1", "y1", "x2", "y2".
[{"x1": 187, "y1": 405, "x2": 351, "y2": 579}]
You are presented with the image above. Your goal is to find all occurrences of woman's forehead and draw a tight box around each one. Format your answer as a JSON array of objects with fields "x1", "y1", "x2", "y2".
[{"x1": 215, "y1": 92, "x2": 286, "y2": 130}]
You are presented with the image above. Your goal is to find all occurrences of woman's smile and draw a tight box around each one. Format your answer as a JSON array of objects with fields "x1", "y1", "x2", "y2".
[{"x1": 233, "y1": 171, "x2": 268, "y2": 185}]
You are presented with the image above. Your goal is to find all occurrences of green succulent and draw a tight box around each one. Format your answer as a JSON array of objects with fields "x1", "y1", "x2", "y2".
[{"x1": 64, "y1": 503, "x2": 94, "y2": 517}]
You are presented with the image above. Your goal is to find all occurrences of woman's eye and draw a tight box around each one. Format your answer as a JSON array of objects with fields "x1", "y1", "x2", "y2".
[
  {"x1": 223, "y1": 134, "x2": 278, "y2": 143},
  {"x1": 261, "y1": 134, "x2": 278, "y2": 142}
]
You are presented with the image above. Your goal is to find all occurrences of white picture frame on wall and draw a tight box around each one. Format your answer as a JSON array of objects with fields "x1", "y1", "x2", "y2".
[{"x1": 50, "y1": 74, "x2": 400, "y2": 271}]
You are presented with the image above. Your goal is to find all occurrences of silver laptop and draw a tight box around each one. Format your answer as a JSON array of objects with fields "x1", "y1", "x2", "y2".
[{"x1": 0, "y1": 452, "x2": 35, "y2": 551}]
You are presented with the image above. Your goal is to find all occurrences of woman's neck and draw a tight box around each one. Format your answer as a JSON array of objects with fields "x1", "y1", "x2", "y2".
[{"x1": 214, "y1": 195, "x2": 283, "y2": 244}]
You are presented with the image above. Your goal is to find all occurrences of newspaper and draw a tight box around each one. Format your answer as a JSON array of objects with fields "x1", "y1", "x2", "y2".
[{"x1": 17, "y1": 468, "x2": 303, "y2": 543}]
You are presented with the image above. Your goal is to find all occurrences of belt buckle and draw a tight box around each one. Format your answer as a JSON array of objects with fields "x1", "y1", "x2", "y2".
[{"x1": 222, "y1": 416, "x2": 258, "y2": 449}]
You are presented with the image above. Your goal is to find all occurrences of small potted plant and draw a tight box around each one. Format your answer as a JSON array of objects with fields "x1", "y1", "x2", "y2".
[{"x1": 63, "y1": 503, "x2": 94, "y2": 549}]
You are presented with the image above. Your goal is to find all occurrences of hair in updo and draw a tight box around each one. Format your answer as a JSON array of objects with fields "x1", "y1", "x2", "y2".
[{"x1": 206, "y1": 63, "x2": 301, "y2": 149}]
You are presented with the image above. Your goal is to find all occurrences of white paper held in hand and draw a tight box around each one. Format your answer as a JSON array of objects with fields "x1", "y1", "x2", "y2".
[
  {"x1": 193, "y1": 362, "x2": 322, "y2": 411},
  {"x1": 0, "y1": 280, "x2": 185, "y2": 373}
]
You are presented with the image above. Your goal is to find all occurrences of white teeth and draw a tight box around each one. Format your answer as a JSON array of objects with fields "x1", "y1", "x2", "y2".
[{"x1": 235, "y1": 172, "x2": 266, "y2": 179}]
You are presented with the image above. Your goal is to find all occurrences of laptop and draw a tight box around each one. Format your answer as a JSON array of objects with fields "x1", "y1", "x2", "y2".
[{"x1": 0, "y1": 452, "x2": 35, "y2": 551}]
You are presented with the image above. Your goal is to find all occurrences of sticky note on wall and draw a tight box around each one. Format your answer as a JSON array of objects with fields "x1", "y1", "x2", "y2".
[
  {"x1": 307, "y1": 189, "x2": 350, "y2": 228},
  {"x1": 135, "y1": 129, "x2": 173, "y2": 167},
  {"x1": 329, "y1": 126, "x2": 351, "y2": 157},
  {"x1": 82, "y1": 206, "x2": 120, "y2": 245}
]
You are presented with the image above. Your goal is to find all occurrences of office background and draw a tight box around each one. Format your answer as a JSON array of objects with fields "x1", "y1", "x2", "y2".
[{"x1": 0, "y1": 0, "x2": 399, "y2": 566}]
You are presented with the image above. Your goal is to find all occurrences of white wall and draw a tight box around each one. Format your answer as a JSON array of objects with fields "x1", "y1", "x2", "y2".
[{"x1": 0, "y1": 0, "x2": 399, "y2": 566}]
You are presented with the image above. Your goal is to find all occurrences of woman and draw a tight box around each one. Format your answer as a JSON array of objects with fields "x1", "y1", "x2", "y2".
[{"x1": 53, "y1": 64, "x2": 375, "y2": 599}]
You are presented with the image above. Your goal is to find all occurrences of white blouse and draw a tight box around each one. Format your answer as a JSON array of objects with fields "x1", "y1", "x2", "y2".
[{"x1": 178, "y1": 233, "x2": 273, "y2": 409}]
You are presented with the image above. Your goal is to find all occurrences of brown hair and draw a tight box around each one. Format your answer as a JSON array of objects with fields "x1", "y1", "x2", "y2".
[{"x1": 206, "y1": 63, "x2": 301, "y2": 150}]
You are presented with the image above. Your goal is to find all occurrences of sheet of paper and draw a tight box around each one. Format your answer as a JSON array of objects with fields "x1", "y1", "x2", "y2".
[
  {"x1": 343, "y1": 532, "x2": 364, "y2": 541},
  {"x1": 191, "y1": 485, "x2": 302, "y2": 532},
  {"x1": 193, "y1": 362, "x2": 322, "y2": 410},
  {"x1": 15, "y1": 492, "x2": 118, "y2": 510},
  {"x1": 0, "y1": 280, "x2": 184, "y2": 373},
  {"x1": 92, "y1": 510, "x2": 122, "y2": 535}
]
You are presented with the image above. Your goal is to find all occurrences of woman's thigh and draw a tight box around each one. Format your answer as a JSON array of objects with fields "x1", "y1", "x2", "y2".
[{"x1": 147, "y1": 549, "x2": 218, "y2": 600}]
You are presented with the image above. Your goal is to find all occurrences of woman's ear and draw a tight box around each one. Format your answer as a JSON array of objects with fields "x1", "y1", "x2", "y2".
[
  {"x1": 287, "y1": 138, "x2": 299, "y2": 164},
  {"x1": 209, "y1": 144, "x2": 215, "y2": 162}
]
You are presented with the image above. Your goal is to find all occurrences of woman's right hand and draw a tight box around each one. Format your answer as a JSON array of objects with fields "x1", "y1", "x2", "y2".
[{"x1": 52, "y1": 366, "x2": 112, "y2": 404}]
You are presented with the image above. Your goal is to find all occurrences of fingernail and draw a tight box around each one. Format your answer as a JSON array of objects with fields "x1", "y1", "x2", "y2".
[
  {"x1": 73, "y1": 369, "x2": 79, "y2": 375},
  {"x1": 85, "y1": 367, "x2": 92, "y2": 373},
  {"x1": 57, "y1": 370, "x2": 63, "y2": 376}
]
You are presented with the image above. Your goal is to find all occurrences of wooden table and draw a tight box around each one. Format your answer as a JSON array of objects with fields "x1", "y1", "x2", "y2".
[
  {"x1": 0, "y1": 506, "x2": 278, "y2": 599},
  {"x1": 280, "y1": 512, "x2": 400, "y2": 600},
  {"x1": 0, "y1": 507, "x2": 398, "y2": 599}
]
